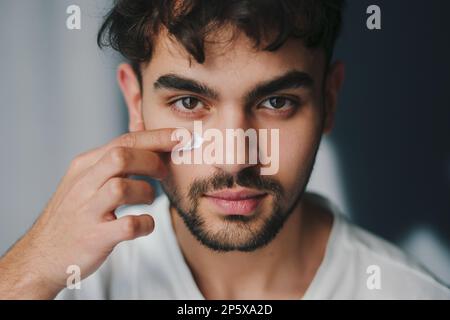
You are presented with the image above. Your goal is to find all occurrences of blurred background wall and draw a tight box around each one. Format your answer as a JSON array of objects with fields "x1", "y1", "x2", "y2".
[{"x1": 0, "y1": 0, "x2": 449, "y2": 285}]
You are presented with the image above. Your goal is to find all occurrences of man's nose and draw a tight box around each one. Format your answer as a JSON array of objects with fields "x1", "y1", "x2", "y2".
[{"x1": 211, "y1": 108, "x2": 259, "y2": 176}]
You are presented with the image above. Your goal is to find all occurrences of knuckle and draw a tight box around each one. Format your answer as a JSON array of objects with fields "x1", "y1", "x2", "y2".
[
  {"x1": 108, "y1": 178, "x2": 128, "y2": 200},
  {"x1": 108, "y1": 147, "x2": 130, "y2": 171},
  {"x1": 122, "y1": 217, "x2": 139, "y2": 238},
  {"x1": 69, "y1": 153, "x2": 86, "y2": 171},
  {"x1": 119, "y1": 133, "x2": 137, "y2": 148}
]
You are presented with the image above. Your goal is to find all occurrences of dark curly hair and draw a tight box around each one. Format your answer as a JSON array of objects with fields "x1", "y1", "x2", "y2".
[{"x1": 98, "y1": 0, "x2": 345, "y2": 85}]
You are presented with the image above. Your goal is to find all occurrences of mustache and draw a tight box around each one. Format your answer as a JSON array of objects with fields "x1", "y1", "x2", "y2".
[{"x1": 188, "y1": 167, "x2": 284, "y2": 202}]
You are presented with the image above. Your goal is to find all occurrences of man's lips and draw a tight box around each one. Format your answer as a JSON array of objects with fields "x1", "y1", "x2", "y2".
[
  {"x1": 204, "y1": 188, "x2": 267, "y2": 215},
  {"x1": 204, "y1": 188, "x2": 267, "y2": 200}
]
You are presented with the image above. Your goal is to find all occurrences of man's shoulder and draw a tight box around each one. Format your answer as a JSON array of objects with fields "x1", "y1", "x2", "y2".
[{"x1": 331, "y1": 213, "x2": 450, "y2": 299}]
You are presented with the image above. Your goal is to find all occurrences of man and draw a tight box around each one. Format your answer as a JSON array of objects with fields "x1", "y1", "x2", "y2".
[{"x1": 0, "y1": 0, "x2": 448, "y2": 299}]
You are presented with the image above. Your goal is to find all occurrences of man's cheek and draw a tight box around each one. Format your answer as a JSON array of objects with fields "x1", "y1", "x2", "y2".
[
  {"x1": 278, "y1": 140, "x2": 309, "y2": 185},
  {"x1": 166, "y1": 163, "x2": 200, "y2": 190}
]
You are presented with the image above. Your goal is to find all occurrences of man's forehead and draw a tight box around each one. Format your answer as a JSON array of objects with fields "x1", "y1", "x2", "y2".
[{"x1": 144, "y1": 27, "x2": 324, "y2": 89}]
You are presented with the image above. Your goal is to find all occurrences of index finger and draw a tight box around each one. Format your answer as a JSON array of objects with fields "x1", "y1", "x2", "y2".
[
  {"x1": 64, "y1": 128, "x2": 181, "y2": 183},
  {"x1": 108, "y1": 128, "x2": 180, "y2": 152}
]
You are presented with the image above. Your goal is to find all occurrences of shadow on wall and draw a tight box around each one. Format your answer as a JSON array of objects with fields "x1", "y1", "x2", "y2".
[{"x1": 329, "y1": 0, "x2": 450, "y2": 284}]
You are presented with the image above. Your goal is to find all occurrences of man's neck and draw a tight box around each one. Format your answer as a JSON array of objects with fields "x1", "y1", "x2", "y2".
[{"x1": 169, "y1": 194, "x2": 333, "y2": 299}]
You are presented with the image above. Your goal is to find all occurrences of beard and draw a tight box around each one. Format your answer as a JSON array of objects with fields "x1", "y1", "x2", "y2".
[{"x1": 161, "y1": 160, "x2": 316, "y2": 253}]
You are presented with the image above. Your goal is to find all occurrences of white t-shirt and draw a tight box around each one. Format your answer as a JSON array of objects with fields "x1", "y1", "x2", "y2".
[{"x1": 57, "y1": 192, "x2": 450, "y2": 300}]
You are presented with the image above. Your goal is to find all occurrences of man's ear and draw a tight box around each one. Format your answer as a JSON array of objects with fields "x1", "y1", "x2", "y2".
[
  {"x1": 323, "y1": 61, "x2": 345, "y2": 134},
  {"x1": 117, "y1": 63, "x2": 145, "y2": 132}
]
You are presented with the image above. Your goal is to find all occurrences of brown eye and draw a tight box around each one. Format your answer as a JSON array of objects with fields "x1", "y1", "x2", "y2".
[
  {"x1": 180, "y1": 97, "x2": 200, "y2": 110},
  {"x1": 268, "y1": 97, "x2": 287, "y2": 109},
  {"x1": 170, "y1": 96, "x2": 207, "y2": 117},
  {"x1": 260, "y1": 96, "x2": 299, "y2": 110}
]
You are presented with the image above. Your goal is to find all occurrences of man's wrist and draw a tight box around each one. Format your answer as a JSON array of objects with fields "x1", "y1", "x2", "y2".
[{"x1": 0, "y1": 252, "x2": 63, "y2": 299}]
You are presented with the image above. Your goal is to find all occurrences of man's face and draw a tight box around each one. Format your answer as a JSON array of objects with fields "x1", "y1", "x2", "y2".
[{"x1": 138, "y1": 28, "x2": 327, "y2": 252}]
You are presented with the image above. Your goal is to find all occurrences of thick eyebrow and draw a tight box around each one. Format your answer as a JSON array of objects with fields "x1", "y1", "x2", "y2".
[
  {"x1": 244, "y1": 70, "x2": 314, "y2": 106},
  {"x1": 153, "y1": 70, "x2": 313, "y2": 104},
  {"x1": 153, "y1": 74, "x2": 220, "y2": 100}
]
